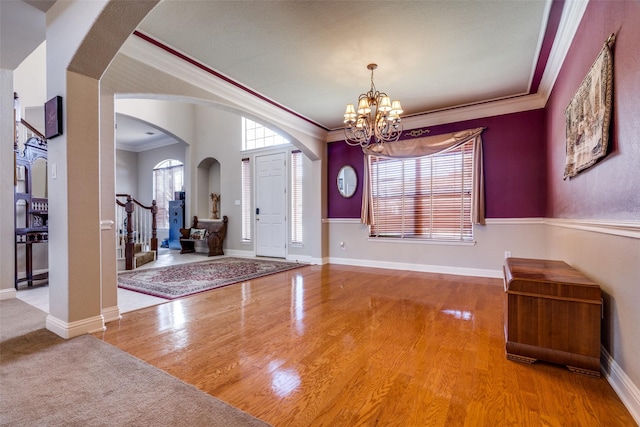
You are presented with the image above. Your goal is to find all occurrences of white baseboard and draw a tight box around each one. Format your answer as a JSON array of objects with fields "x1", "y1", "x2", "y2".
[
  {"x1": 311, "y1": 257, "x2": 327, "y2": 265},
  {"x1": 601, "y1": 346, "x2": 640, "y2": 424},
  {"x1": 224, "y1": 249, "x2": 255, "y2": 258},
  {"x1": 16, "y1": 268, "x2": 49, "y2": 279},
  {"x1": 286, "y1": 254, "x2": 313, "y2": 264},
  {"x1": 328, "y1": 257, "x2": 502, "y2": 278},
  {"x1": 102, "y1": 305, "x2": 122, "y2": 324},
  {"x1": 0, "y1": 288, "x2": 17, "y2": 300},
  {"x1": 46, "y1": 314, "x2": 105, "y2": 339}
]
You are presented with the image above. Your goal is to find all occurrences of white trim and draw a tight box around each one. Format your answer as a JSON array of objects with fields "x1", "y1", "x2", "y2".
[
  {"x1": 326, "y1": 93, "x2": 546, "y2": 142},
  {"x1": 121, "y1": 4, "x2": 587, "y2": 146},
  {"x1": 286, "y1": 254, "x2": 313, "y2": 264},
  {"x1": 537, "y1": 0, "x2": 589, "y2": 102},
  {"x1": 545, "y1": 218, "x2": 640, "y2": 239},
  {"x1": 100, "y1": 220, "x2": 114, "y2": 230},
  {"x1": 485, "y1": 218, "x2": 546, "y2": 225},
  {"x1": 311, "y1": 256, "x2": 327, "y2": 265},
  {"x1": 326, "y1": 217, "x2": 638, "y2": 240},
  {"x1": 328, "y1": 257, "x2": 502, "y2": 279},
  {"x1": 102, "y1": 305, "x2": 122, "y2": 324},
  {"x1": 323, "y1": 218, "x2": 361, "y2": 224},
  {"x1": 326, "y1": 217, "x2": 547, "y2": 226},
  {"x1": 117, "y1": 135, "x2": 180, "y2": 153},
  {"x1": 223, "y1": 249, "x2": 255, "y2": 258},
  {"x1": 526, "y1": 0, "x2": 554, "y2": 91},
  {"x1": 0, "y1": 288, "x2": 17, "y2": 300},
  {"x1": 327, "y1": 1, "x2": 589, "y2": 142},
  {"x1": 119, "y1": 35, "x2": 326, "y2": 145},
  {"x1": 367, "y1": 237, "x2": 476, "y2": 247},
  {"x1": 601, "y1": 346, "x2": 640, "y2": 425},
  {"x1": 46, "y1": 314, "x2": 105, "y2": 339}
]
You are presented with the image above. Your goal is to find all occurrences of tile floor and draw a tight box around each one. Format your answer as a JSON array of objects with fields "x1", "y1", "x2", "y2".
[{"x1": 16, "y1": 248, "x2": 214, "y2": 314}]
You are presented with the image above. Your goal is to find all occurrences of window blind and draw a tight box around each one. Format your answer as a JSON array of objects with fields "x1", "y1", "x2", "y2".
[
  {"x1": 369, "y1": 140, "x2": 473, "y2": 241},
  {"x1": 290, "y1": 150, "x2": 303, "y2": 245},
  {"x1": 152, "y1": 161, "x2": 183, "y2": 229},
  {"x1": 241, "y1": 157, "x2": 251, "y2": 242}
]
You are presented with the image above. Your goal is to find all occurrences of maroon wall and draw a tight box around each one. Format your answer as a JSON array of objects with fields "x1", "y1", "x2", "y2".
[
  {"x1": 328, "y1": 109, "x2": 547, "y2": 219},
  {"x1": 327, "y1": 141, "x2": 365, "y2": 218},
  {"x1": 546, "y1": 1, "x2": 640, "y2": 220}
]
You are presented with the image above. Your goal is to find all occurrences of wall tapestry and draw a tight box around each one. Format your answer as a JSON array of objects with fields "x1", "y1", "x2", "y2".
[{"x1": 564, "y1": 34, "x2": 615, "y2": 180}]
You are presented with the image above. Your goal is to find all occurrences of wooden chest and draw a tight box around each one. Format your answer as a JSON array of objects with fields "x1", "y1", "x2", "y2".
[{"x1": 503, "y1": 258, "x2": 602, "y2": 377}]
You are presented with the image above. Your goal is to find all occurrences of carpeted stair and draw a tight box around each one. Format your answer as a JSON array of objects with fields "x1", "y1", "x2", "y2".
[{"x1": 134, "y1": 242, "x2": 156, "y2": 268}]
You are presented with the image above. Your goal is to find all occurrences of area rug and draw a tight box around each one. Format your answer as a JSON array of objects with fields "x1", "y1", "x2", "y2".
[
  {"x1": 0, "y1": 299, "x2": 271, "y2": 427},
  {"x1": 118, "y1": 257, "x2": 306, "y2": 299}
]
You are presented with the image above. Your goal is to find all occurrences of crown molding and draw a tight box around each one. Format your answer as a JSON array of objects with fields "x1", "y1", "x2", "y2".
[
  {"x1": 119, "y1": 33, "x2": 327, "y2": 144},
  {"x1": 327, "y1": 1, "x2": 588, "y2": 143},
  {"x1": 537, "y1": 0, "x2": 589, "y2": 101},
  {"x1": 116, "y1": 135, "x2": 181, "y2": 153},
  {"x1": 121, "y1": 1, "x2": 587, "y2": 146},
  {"x1": 327, "y1": 92, "x2": 546, "y2": 142}
]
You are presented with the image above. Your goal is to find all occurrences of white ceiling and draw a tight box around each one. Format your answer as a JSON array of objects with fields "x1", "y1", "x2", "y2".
[
  {"x1": 115, "y1": 114, "x2": 180, "y2": 152},
  {"x1": 6, "y1": 0, "x2": 561, "y2": 149},
  {"x1": 0, "y1": 0, "x2": 47, "y2": 69},
  {"x1": 136, "y1": 0, "x2": 553, "y2": 131}
]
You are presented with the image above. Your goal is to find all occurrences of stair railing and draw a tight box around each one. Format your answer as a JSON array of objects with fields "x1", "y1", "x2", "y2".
[{"x1": 116, "y1": 194, "x2": 157, "y2": 270}]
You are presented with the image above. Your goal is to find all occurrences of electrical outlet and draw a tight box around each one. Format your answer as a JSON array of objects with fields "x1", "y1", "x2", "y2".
[{"x1": 504, "y1": 251, "x2": 511, "y2": 259}]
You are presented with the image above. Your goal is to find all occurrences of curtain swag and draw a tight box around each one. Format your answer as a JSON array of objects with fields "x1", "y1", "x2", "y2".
[{"x1": 361, "y1": 127, "x2": 486, "y2": 227}]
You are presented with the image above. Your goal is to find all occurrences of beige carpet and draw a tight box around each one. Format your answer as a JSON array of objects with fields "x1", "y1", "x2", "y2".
[{"x1": 0, "y1": 299, "x2": 271, "y2": 426}]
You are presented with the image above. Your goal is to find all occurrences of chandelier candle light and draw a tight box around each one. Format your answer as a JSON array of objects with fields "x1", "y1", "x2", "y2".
[{"x1": 343, "y1": 64, "x2": 403, "y2": 147}]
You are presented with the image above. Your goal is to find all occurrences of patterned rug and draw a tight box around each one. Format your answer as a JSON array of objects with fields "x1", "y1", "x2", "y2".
[{"x1": 118, "y1": 257, "x2": 307, "y2": 299}]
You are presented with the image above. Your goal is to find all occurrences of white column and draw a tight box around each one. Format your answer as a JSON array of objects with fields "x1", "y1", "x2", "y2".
[{"x1": 45, "y1": 0, "x2": 157, "y2": 337}]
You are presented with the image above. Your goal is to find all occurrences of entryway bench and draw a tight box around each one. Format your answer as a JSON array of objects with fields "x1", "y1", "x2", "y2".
[{"x1": 179, "y1": 215, "x2": 228, "y2": 256}]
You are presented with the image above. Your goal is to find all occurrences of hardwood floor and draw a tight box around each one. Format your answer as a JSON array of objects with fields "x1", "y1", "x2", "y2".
[{"x1": 94, "y1": 264, "x2": 635, "y2": 426}]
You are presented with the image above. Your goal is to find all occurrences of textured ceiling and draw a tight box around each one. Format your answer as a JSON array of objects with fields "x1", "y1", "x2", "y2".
[
  {"x1": 5, "y1": 0, "x2": 558, "y2": 148},
  {"x1": 137, "y1": 0, "x2": 552, "y2": 130}
]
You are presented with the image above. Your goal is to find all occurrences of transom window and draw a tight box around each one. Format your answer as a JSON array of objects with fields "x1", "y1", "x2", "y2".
[
  {"x1": 369, "y1": 141, "x2": 474, "y2": 241},
  {"x1": 242, "y1": 117, "x2": 289, "y2": 150}
]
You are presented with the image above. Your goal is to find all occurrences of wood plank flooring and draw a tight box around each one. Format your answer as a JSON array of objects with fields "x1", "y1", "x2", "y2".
[{"x1": 94, "y1": 264, "x2": 636, "y2": 426}]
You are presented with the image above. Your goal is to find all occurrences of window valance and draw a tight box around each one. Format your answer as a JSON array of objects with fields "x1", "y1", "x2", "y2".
[
  {"x1": 361, "y1": 127, "x2": 486, "y2": 228},
  {"x1": 362, "y1": 127, "x2": 484, "y2": 159}
]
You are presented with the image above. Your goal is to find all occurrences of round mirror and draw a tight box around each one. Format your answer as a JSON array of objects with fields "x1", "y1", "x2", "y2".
[{"x1": 337, "y1": 165, "x2": 357, "y2": 198}]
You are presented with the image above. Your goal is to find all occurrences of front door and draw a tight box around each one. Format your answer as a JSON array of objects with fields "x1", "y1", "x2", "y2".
[{"x1": 255, "y1": 152, "x2": 286, "y2": 258}]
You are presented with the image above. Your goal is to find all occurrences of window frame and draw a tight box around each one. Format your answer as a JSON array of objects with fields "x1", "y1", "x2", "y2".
[
  {"x1": 368, "y1": 140, "x2": 474, "y2": 242},
  {"x1": 242, "y1": 117, "x2": 289, "y2": 151}
]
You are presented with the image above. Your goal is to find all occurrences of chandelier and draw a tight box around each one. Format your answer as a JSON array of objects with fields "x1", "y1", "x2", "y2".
[{"x1": 343, "y1": 64, "x2": 403, "y2": 147}]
